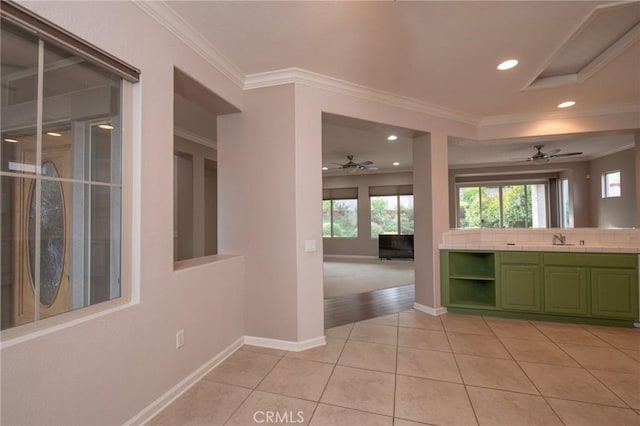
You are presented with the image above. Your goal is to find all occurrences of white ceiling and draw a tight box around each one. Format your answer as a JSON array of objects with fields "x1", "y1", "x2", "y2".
[
  {"x1": 162, "y1": 1, "x2": 640, "y2": 171},
  {"x1": 322, "y1": 113, "x2": 422, "y2": 175},
  {"x1": 166, "y1": 0, "x2": 640, "y2": 119}
]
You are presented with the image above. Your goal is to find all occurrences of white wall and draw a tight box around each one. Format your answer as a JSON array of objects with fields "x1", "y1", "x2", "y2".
[
  {"x1": 1, "y1": 2, "x2": 244, "y2": 425},
  {"x1": 323, "y1": 172, "x2": 413, "y2": 256},
  {"x1": 589, "y1": 148, "x2": 637, "y2": 228},
  {"x1": 218, "y1": 85, "x2": 300, "y2": 341}
]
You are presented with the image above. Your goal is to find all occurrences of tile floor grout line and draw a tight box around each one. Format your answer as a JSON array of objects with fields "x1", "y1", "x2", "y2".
[
  {"x1": 311, "y1": 401, "x2": 396, "y2": 421},
  {"x1": 550, "y1": 336, "x2": 636, "y2": 410},
  {"x1": 538, "y1": 395, "x2": 568, "y2": 426},
  {"x1": 311, "y1": 322, "x2": 354, "y2": 423},
  {"x1": 220, "y1": 346, "x2": 290, "y2": 426},
  {"x1": 393, "y1": 316, "x2": 400, "y2": 420},
  {"x1": 532, "y1": 322, "x2": 616, "y2": 349},
  {"x1": 443, "y1": 322, "x2": 481, "y2": 426},
  {"x1": 580, "y1": 367, "x2": 635, "y2": 410},
  {"x1": 541, "y1": 394, "x2": 640, "y2": 412},
  {"x1": 512, "y1": 352, "x2": 632, "y2": 411},
  {"x1": 482, "y1": 316, "x2": 567, "y2": 425}
]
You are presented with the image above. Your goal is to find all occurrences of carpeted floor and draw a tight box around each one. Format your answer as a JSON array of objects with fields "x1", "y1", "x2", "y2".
[{"x1": 323, "y1": 258, "x2": 415, "y2": 298}]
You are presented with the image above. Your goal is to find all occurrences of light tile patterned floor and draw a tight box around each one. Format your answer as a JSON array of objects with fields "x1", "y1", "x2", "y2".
[{"x1": 149, "y1": 311, "x2": 640, "y2": 425}]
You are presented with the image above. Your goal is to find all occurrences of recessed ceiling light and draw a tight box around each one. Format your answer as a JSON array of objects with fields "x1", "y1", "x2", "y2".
[
  {"x1": 387, "y1": 135, "x2": 398, "y2": 141},
  {"x1": 4, "y1": 138, "x2": 18, "y2": 143},
  {"x1": 322, "y1": 166, "x2": 328, "y2": 171},
  {"x1": 497, "y1": 59, "x2": 518, "y2": 71},
  {"x1": 46, "y1": 132, "x2": 62, "y2": 137},
  {"x1": 557, "y1": 101, "x2": 576, "y2": 108},
  {"x1": 393, "y1": 162, "x2": 400, "y2": 166},
  {"x1": 98, "y1": 124, "x2": 114, "y2": 130}
]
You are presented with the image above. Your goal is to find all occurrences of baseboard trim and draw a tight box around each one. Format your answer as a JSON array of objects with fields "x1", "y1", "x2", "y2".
[
  {"x1": 323, "y1": 254, "x2": 378, "y2": 260},
  {"x1": 124, "y1": 337, "x2": 244, "y2": 426},
  {"x1": 243, "y1": 335, "x2": 326, "y2": 352},
  {"x1": 414, "y1": 302, "x2": 448, "y2": 316}
]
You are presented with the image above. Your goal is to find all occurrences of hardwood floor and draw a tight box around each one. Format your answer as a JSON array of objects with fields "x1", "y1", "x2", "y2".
[{"x1": 324, "y1": 284, "x2": 415, "y2": 329}]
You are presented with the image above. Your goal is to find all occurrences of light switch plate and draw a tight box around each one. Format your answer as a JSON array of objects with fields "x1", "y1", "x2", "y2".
[{"x1": 304, "y1": 240, "x2": 317, "y2": 252}]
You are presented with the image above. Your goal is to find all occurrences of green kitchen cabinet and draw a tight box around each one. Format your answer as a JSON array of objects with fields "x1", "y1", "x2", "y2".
[
  {"x1": 441, "y1": 249, "x2": 638, "y2": 326},
  {"x1": 591, "y1": 268, "x2": 638, "y2": 320},
  {"x1": 501, "y1": 264, "x2": 542, "y2": 312},
  {"x1": 544, "y1": 266, "x2": 588, "y2": 315}
]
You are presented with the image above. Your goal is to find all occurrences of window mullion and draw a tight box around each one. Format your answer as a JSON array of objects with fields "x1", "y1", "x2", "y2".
[
  {"x1": 525, "y1": 185, "x2": 530, "y2": 228},
  {"x1": 330, "y1": 200, "x2": 334, "y2": 237},
  {"x1": 498, "y1": 186, "x2": 504, "y2": 228},
  {"x1": 33, "y1": 38, "x2": 45, "y2": 322},
  {"x1": 397, "y1": 195, "x2": 400, "y2": 234},
  {"x1": 478, "y1": 187, "x2": 483, "y2": 228}
]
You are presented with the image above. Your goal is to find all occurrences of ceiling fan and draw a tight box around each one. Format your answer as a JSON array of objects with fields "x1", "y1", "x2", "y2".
[
  {"x1": 512, "y1": 145, "x2": 583, "y2": 164},
  {"x1": 331, "y1": 155, "x2": 378, "y2": 172}
]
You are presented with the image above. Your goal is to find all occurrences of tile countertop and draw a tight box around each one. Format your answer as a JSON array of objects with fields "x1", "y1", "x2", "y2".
[{"x1": 438, "y1": 243, "x2": 640, "y2": 253}]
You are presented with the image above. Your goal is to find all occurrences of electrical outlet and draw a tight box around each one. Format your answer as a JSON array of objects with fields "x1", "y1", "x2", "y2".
[{"x1": 176, "y1": 329, "x2": 185, "y2": 349}]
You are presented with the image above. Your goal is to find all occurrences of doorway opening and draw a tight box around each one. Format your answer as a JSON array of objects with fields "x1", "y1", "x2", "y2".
[{"x1": 321, "y1": 113, "x2": 425, "y2": 328}]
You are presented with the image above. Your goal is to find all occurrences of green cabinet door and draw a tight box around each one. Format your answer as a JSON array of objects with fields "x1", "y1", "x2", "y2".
[
  {"x1": 544, "y1": 266, "x2": 588, "y2": 315},
  {"x1": 501, "y1": 265, "x2": 542, "y2": 312},
  {"x1": 591, "y1": 268, "x2": 639, "y2": 320}
]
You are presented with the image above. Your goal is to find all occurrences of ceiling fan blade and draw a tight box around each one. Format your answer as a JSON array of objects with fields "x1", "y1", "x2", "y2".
[
  {"x1": 357, "y1": 160, "x2": 374, "y2": 166},
  {"x1": 543, "y1": 148, "x2": 561, "y2": 156},
  {"x1": 332, "y1": 162, "x2": 347, "y2": 167},
  {"x1": 550, "y1": 152, "x2": 583, "y2": 158}
]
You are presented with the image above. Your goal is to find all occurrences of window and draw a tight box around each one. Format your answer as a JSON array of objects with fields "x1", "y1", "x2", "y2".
[
  {"x1": 369, "y1": 185, "x2": 414, "y2": 237},
  {"x1": 560, "y1": 178, "x2": 571, "y2": 228},
  {"x1": 602, "y1": 170, "x2": 621, "y2": 198},
  {"x1": 457, "y1": 183, "x2": 547, "y2": 228},
  {"x1": 322, "y1": 187, "x2": 358, "y2": 238},
  {"x1": 0, "y1": 4, "x2": 139, "y2": 333}
]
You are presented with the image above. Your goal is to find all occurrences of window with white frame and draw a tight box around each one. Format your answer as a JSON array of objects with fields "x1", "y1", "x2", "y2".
[
  {"x1": 601, "y1": 170, "x2": 621, "y2": 198},
  {"x1": 0, "y1": 3, "x2": 138, "y2": 332},
  {"x1": 322, "y1": 188, "x2": 358, "y2": 238},
  {"x1": 369, "y1": 185, "x2": 414, "y2": 237}
]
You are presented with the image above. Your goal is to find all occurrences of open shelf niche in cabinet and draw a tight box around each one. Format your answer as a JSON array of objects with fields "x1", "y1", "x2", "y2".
[{"x1": 445, "y1": 251, "x2": 497, "y2": 308}]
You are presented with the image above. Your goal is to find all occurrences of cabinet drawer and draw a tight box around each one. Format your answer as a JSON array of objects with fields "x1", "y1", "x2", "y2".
[
  {"x1": 500, "y1": 252, "x2": 540, "y2": 264},
  {"x1": 543, "y1": 253, "x2": 637, "y2": 268}
]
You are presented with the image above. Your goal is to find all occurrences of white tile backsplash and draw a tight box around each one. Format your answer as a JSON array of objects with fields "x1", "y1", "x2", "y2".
[{"x1": 442, "y1": 228, "x2": 640, "y2": 251}]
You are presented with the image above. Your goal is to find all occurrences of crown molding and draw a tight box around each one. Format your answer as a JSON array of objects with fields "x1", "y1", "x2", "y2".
[
  {"x1": 244, "y1": 68, "x2": 480, "y2": 126},
  {"x1": 479, "y1": 102, "x2": 640, "y2": 127},
  {"x1": 131, "y1": 0, "x2": 245, "y2": 88},
  {"x1": 174, "y1": 127, "x2": 217, "y2": 150}
]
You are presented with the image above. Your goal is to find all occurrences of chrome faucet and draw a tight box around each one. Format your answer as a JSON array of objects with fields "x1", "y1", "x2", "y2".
[{"x1": 553, "y1": 233, "x2": 566, "y2": 245}]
